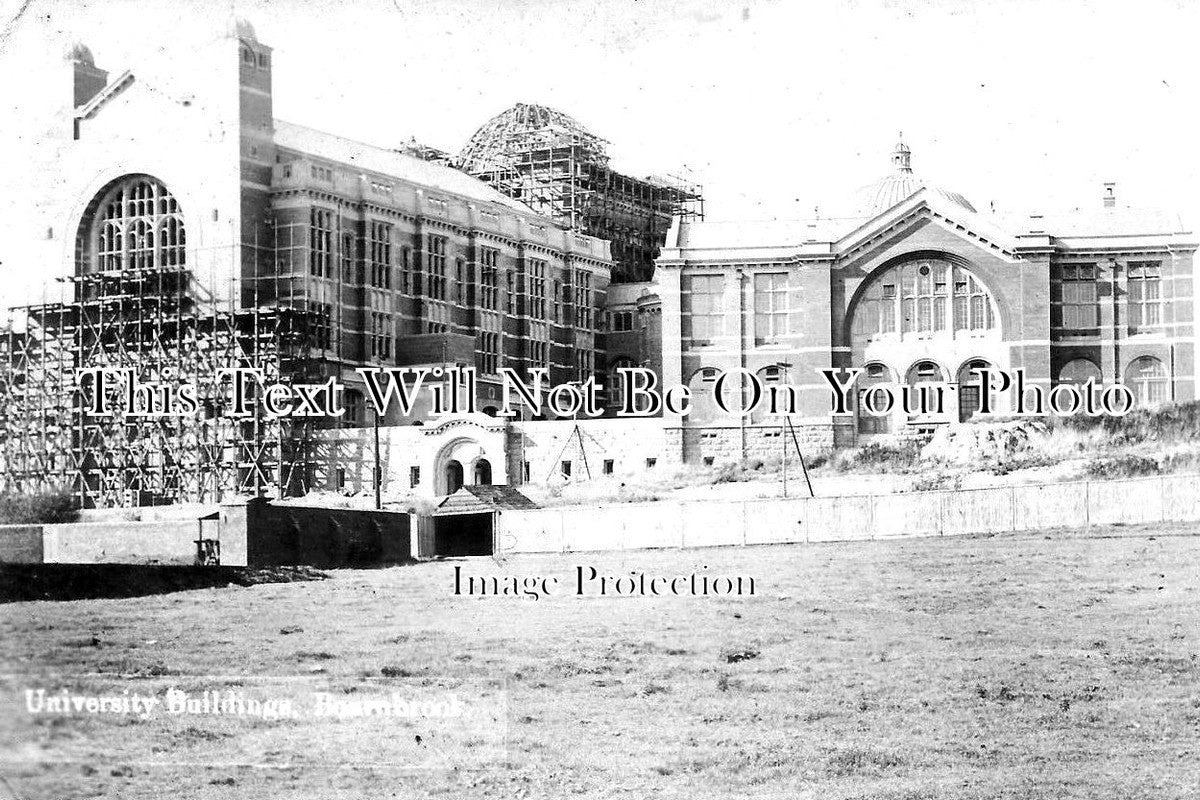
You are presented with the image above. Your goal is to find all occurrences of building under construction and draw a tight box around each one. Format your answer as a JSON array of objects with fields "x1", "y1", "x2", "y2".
[
  {"x1": 0, "y1": 23, "x2": 614, "y2": 509},
  {"x1": 458, "y1": 103, "x2": 704, "y2": 283}
]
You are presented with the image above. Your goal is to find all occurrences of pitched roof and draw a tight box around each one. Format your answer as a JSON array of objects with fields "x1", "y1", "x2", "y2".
[
  {"x1": 273, "y1": 119, "x2": 539, "y2": 216},
  {"x1": 435, "y1": 485, "x2": 540, "y2": 515}
]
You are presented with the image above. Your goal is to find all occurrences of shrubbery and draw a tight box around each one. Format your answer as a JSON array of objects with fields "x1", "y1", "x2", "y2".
[
  {"x1": 0, "y1": 490, "x2": 79, "y2": 525},
  {"x1": 828, "y1": 441, "x2": 922, "y2": 473},
  {"x1": 1084, "y1": 455, "x2": 1161, "y2": 480}
]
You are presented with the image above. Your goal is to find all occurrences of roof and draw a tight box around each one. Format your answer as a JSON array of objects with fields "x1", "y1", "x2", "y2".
[
  {"x1": 273, "y1": 119, "x2": 539, "y2": 216},
  {"x1": 457, "y1": 102, "x2": 610, "y2": 174},
  {"x1": 668, "y1": 193, "x2": 1191, "y2": 256},
  {"x1": 847, "y1": 172, "x2": 976, "y2": 218},
  {"x1": 435, "y1": 485, "x2": 540, "y2": 515}
]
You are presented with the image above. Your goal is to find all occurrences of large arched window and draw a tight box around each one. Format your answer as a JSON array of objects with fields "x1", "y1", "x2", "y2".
[
  {"x1": 1124, "y1": 356, "x2": 1168, "y2": 407},
  {"x1": 78, "y1": 176, "x2": 185, "y2": 274},
  {"x1": 851, "y1": 258, "x2": 997, "y2": 344}
]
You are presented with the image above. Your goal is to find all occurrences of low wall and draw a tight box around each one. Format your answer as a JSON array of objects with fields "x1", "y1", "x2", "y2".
[
  {"x1": 498, "y1": 473, "x2": 1200, "y2": 554},
  {"x1": 0, "y1": 526, "x2": 45, "y2": 564},
  {"x1": 41, "y1": 521, "x2": 198, "y2": 565}
]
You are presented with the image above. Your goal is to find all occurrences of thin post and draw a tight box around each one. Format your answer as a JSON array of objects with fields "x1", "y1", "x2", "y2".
[
  {"x1": 373, "y1": 405, "x2": 382, "y2": 510},
  {"x1": 781, "y1": 422, "x2": 788, "y2": 498},
  {"x1": 787, "y1": 417, "x2": 815, "y2": 498}
]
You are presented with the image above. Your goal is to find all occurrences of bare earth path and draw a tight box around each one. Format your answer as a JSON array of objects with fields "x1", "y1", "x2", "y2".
[{"x1": 1, "y1": 524, "x2": 1198, "y2": 799}]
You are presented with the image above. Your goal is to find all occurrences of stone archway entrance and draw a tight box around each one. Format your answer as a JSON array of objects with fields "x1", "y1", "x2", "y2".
[{"x1": 433, "y1": 436, "x2": 493, "y2": 495}]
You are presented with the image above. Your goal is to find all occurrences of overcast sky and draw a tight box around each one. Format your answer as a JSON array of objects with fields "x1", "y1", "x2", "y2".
[{"x1": 2, "y1": 0, "x2": 1198, "y2": 226}]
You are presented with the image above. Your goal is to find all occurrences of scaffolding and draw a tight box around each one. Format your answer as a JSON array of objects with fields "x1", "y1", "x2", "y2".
[
  {"x1": 0, "y1": 261, "x2": 322, "y2": 509},
  {"x1": 458, "y1": 103, "x2": 703, "y2": 283}
]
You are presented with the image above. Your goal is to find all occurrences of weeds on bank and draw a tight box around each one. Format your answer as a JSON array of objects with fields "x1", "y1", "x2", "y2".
[{"x1": 0, "y1": 489, "x2": 79, "y2": 524}]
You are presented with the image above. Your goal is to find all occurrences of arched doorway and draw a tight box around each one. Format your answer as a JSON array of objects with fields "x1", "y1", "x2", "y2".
[
  {"x1": 445, "y1": 460, "x2": 464, "y2": 494},
  {"x1": 957, "y1": 359, "x2": 992, "y2": 422},
  {"x1": 857, "y1": 363, "x2": 895, "y2": 435},
  {"x1": 473, "y1": 459, "x2": 492, "y2": 486},
  {"x1": 905, "y1": 360, "x2": 946, "y2": 424}
]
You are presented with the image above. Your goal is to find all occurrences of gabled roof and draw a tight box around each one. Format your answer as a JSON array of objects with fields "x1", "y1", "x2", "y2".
[
  {"x1": 435, "y1": 485, "x2": 540, "y2": 515},
  {"x1": 273, "y1": 119, "x2": 539, "y2": 217}
]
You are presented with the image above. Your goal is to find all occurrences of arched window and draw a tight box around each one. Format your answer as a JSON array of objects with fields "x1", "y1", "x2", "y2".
[
  {"x1": 474, "y1": 459, "x2": 492, "y2": 486},
  {"x1": 1124, "y1": 356, "x2": 1168, "y2": 407},
  {"x1": 1057, "y1": 359, "x2": 1101, "y2": 387},
  {"x1": 687, "y1": 367, "x2": 721, "y2": 424},
  {"x1": 78, "y1": 176, "x2": 185, "y2": 274},
  {"x1": 851, "y1": 259, "x2": 997, "y2": 345},
  {"x1": 906, "y1": 360, "x2": 945, "y2": 385},
  {"x1": 957, "y1": 359, "x2": 992, "y2": 422},
  {"x1": 750, "y1": 365, "x2": 791, "y2": 424}
]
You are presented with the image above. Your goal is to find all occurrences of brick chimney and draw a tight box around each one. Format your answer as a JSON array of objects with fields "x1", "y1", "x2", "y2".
[{"x1": 1103, "y1": 182, "x2": 1116, "y2": 209}]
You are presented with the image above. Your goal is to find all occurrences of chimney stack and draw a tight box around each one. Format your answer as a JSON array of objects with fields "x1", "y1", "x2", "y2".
[{"x1": 1103, "y1": 182, "x2": 1116, "y2": 209}]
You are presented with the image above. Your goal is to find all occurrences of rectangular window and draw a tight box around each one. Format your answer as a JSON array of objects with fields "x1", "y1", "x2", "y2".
[
  {"x1": 681, "y1": 274, "x2": 724, "y2": 346},
  {"x1": 479, "y1": 247, "x2": 499, "y2": 310},
  {"x1": 612, "y1": 311, "x2": 634, "y2": 332},
  {"x1": 573, "y1": 270, "x2": 593, "y2": 327},
  {"x1": 370, "y1": 312, "x2": 393, "y2": 361},
  {"x1": 561, "y1": 460, "x2": 572, "y2": 478},
  {"x1": 478, "y1": 331, "x2": 500, "y2": 375},
  {"x1": 753, "y1": 272, "x2": 788, "y2": 345},
  {"x1": 575, "y1": 348, "x2": 593, "y2": 383},
  {"x1": 309, "y1": 208, "x2": 333, "y2": 278},
  {"x1": 314, "y1": 303, "x2": 333, "y2": 350},
  {"x1": 1051, "y1": 263, "x2": 1099, "y2": 331},
  {"x1": 455, "y1": 258, "x2": 465, "y2": 304},
  {"x1": 341, "y1": 232, "x2": 356, "y2": 283},
  {"x1": 409, "y1": 466, "x2": 420, "y2": 488},
  {"x1": 1127, "y1": 261, "x2": 1163, "y2": 333},
  {"x1": 645, "y1": 458, "x2": 657, "y2": 469},
  {"x1": 426, "y1": 234, "x2": 448, "y2": 300},
  {"x1": 368, "y1": 222, "x2": 392, "y2": 289},
  {"x1": 400, "y1": 246, "x2": 411, "y2": 294},
  {"x1": 528, "y1": 259, "x2": 547, "y2": 319},
  {"x1": 602, "y1": 459, "x2": 614, "y2": 475}
]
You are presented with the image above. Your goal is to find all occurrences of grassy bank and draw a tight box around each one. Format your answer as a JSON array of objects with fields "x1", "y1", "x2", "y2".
[{"x1": 1, "y1": 524, "x2": 1197, "y2": 798}]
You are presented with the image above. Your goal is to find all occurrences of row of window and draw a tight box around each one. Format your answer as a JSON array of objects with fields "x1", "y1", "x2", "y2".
[
  {"x1": 1051, "y1": 261, "x2": 1165, "y2": 334},
  {"x1": 306, "y1": 218, "x2": 598, "y2": 326},
  {"x1": 682, "y1": 273, "x2": 792, "y2": 347}
]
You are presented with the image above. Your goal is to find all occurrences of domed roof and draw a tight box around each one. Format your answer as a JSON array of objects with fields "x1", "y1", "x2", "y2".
[
  {"x1": 65, "y1": 41, "x2": 94, "y2": 66},
  {"x1": 846, "y1": 137, "x2": 975, "y2": 218},
  {"x1": 458, "y1": 102, "x2": 609, "y2": 174}
]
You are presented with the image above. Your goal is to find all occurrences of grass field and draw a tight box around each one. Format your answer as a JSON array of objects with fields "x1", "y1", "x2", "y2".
[{"x1": 2, "y1": 525, "x2": 1199, "y2": 799}]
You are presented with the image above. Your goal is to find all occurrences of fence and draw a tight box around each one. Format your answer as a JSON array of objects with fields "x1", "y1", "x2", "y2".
[{"x1": 496, "y1": 473, "x2": 1200, "y2": 554}]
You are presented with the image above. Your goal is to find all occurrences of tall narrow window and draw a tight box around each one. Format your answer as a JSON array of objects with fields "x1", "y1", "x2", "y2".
[
  {"x1": 528, "y1": 259, "x2": 547, "y2": 318},
  {"x1": 1051, "y1": 263, "x2": 1099, "y2": 331},
  {"x1": 681, "y1": 274, "x2": 724, "y2": 346},
  {"x1": 427, "y1": 234, "x2": 448, "y2": 300},
  {"x1": 574, "y1": 269, "x2": 593, "y2": 327},
  {"x1": 753, "y1": 272, "x2": 788, "y2": 345},
  {"x1": 310, "y1": 209, "x2": 333, "y2": 278},
  {"x1": 479, "y1": 247, "x2": 499, "y2": 310},
  {"x1": 368, "y1": 222, "x2": 392, "y2": 289},
  {"x1": 1127, "y1": 261, "x2": 1162, "y2": 334}
]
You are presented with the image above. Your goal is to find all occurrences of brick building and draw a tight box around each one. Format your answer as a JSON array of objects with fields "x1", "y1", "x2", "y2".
[{"x1": 655, "y1": 138, "x2": 1196, "y2": 459}]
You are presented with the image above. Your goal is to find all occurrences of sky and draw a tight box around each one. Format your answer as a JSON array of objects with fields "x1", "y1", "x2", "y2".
[{"x1": 0, "y1": 0, "x2": 1198, "y2": 226}]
